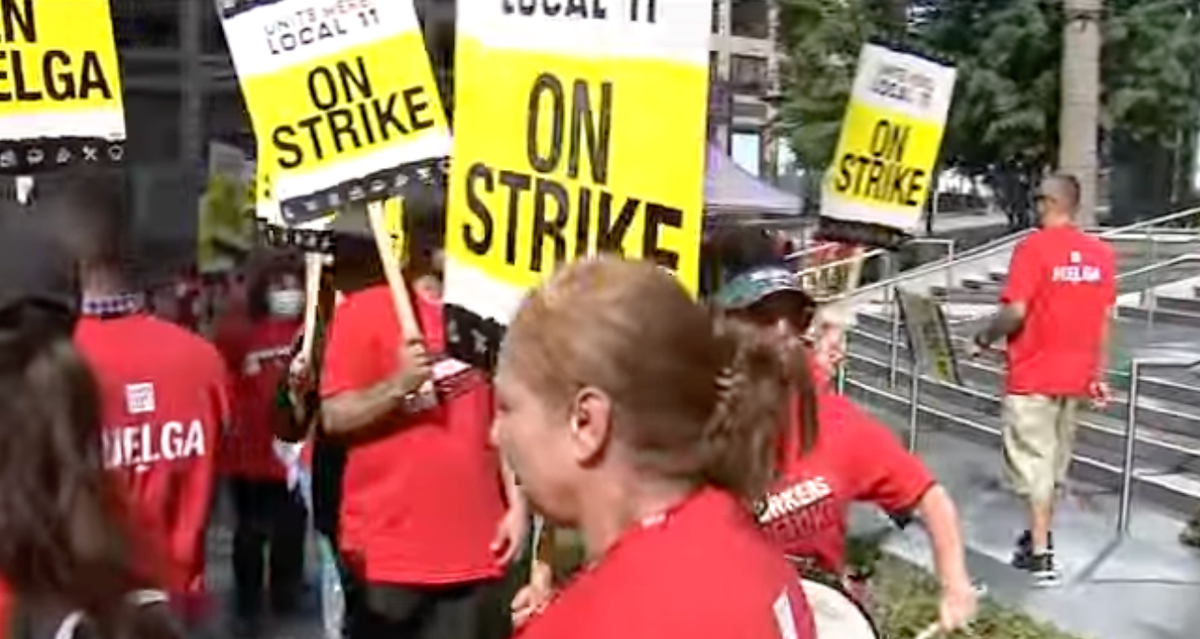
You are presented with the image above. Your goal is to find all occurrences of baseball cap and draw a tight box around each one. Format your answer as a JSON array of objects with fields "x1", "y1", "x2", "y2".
[
  {"x1": 712, "y1": 265, "x2": 814, "y2": 312},
  {"x1": 0, "y1": 213, "x2": 80, "y2": 343}
]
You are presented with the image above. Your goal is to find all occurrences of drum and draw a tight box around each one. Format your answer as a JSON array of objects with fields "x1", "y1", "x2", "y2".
[
  {"x1": 790, "y1": 558, "x2": 881, "y2": 639},
  {"x1": 800, "y1": 577, "x2": 881, "y2": 639}
]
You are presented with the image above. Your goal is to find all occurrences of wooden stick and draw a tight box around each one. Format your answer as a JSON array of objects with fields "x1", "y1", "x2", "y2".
[
  {"x1": 366, "y1": 199, "x2": 423, "y2": 340},
  {"x1": 299, "y1": 252, "x2": 324, "y2": 362}
]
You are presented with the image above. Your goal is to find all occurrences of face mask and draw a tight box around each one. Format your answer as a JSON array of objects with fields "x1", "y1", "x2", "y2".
[{"x1": 267, "y1": 289, "x2": 304, "y2": 318}]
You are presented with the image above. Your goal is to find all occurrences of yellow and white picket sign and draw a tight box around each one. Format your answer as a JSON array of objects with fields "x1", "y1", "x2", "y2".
[
  {"x1": 444, "y1": 0, "x2": 711, "y2": 369},
  {"x1": 0, "y1": 0, "x2": 125, "y2": 174},
  {"x1": 820, "y1": 44, "x2": 956, "y2": 244},
  {"x1": 217, "y1": 0, "x2": 451, "y2": 226}
]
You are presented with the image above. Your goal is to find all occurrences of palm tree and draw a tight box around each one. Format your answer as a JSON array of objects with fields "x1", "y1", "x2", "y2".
[{"x1": 1059, "y1": 0, "x2": 1103, "y2": 227}]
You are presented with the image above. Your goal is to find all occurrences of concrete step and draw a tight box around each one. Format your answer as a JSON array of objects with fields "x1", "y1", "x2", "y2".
[
  {"x1": 847, "y1": 327, "x2": 1200, "y2": 436},
  {"x1": 842, "y1": 364, "x2": 1200, "y2": 516},
  {"x1": 845, "y1": 348, "x2": 1200, "y2": 475},
  {"x1": 1118, "y1": 305, "x2": 1200, "y2": 329},
  {"x1": 1157, "y1": 295, "x2": 1200, "y2": 315},
  {"x1": 929, "y1": 287, "x2": 999, "y2": 304}
]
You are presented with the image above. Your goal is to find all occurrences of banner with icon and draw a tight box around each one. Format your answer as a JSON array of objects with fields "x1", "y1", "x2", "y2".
[
  {"x1": 443, "y1": 0, "x2": 712, "y2": 371},
  {"x1": 0, "y1": 0, "x2": 126, "y2": 174},
  {"x1": 818, "y1": 43, "x2": 956, "y2": 249},
  {"x1": 217, "y1": 0, "x2": 451, "y2": 226}
]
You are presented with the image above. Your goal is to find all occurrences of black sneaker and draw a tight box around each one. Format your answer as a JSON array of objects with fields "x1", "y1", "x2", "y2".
[
  {"x1": 1011, "y1": 530, "x2": 1054, "y2": 570},
  {"x1": 1028, "y1": 552, "x2": 1063, "y2": 587}
]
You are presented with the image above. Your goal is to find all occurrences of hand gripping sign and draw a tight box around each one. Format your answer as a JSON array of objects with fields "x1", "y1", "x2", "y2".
[
  {"x1": 0, "y1": 0, "x2": 126, "y2": 174},
  {"x1": 444, "y1": 0, "x2": 712, "y2": 371},
  {"x1": 217, "y1": 0, "x2": 452, "y2": 226},
  {"x1": 817, "y1": 43, "x2": 956, "y2": 249}
]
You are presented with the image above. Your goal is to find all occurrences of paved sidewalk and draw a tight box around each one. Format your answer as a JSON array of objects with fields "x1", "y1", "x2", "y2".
[{"x1": 855, "y1": 408, "x2": 1200, "y2": 639}]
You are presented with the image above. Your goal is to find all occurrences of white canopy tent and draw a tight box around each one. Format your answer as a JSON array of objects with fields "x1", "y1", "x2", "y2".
[{"x1": 704, "y1": 144, "x2": 803, "y2": 221}]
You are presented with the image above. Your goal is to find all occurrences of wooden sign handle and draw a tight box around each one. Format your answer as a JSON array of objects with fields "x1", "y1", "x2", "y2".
[
  {"x1": 299, "y1": 252, "x2": 324, "y2": 362},
  {"x1": 366, "y1": 199, "x2": 423, "y2": 340}
]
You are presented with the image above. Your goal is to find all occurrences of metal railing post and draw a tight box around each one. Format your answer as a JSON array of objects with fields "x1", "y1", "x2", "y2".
[
  {"x1": 1147, "y1": 233, "x2": 1159, "y2": 338},
  {"x1": 889, "y1": 284, "x2": 901, "y2": 388},
  {"x1": 945, "y1": 239, "x2": 956, "y2": 297},
  {"x1": 1117, "y1": 360, "x2": 1141, "y2": 535},
  {"x1": 836, "y1": 362, "x2": 847, "y2": 394},
  {"x1": 907, "y1": 364, "x2": 921, "y2": 452}
]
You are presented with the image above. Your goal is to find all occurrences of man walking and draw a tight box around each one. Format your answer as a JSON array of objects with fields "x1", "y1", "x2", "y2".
[{"x1": 972, "y1": 174, "x2": 1115, "y2": 586}]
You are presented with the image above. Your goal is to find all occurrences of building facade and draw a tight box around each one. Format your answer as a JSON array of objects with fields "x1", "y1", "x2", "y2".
[{"x1": 708, "y1": 0, "x2": 782, "y2": 180}]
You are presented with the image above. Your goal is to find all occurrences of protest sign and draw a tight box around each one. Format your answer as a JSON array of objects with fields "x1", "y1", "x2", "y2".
[
  {"x1": 198, "y1": 142, "x2": 255, "y2": 273},
  {"x1": 896, "y1": 288, "x2": 962, "y2": 386},
  {"x1": 0, "y1": 0, "x2": 125, "y2": 174},
  {"x1": 444, "y1": 0, "x2": 711, "y2": 370},
  {"x1": 818, "y1": 43, "x2": 956, "y2": 249},
  {"x1": 217, "y1": 0, "x2": 451, "y2": 225}
]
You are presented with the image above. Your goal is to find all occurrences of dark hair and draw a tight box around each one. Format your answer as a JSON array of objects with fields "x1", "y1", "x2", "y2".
[
  {"x1": 0, "y1": 325, "x2": 161, "y2": 637},
  {"x1": 502, "y1": 256, "x2": 790, "y2": 500},
  {"x1": 400, "y1": 180, "x2": 447, "y2": 277},
  {"x1": 245, "y1": 255, "x2": 301, "y2": 320},
  {"x1": 29, "y1": 169, "x2": 130, "y2": 273}
]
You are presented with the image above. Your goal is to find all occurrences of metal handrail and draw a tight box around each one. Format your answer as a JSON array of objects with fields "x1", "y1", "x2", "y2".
[
  {"x1": 1115, "y1": 253, "x2": 1200, "y2": 281},
  {"x1": 1098, "y1": 205, "x2": 1200, "y2": 238},
  {"x1": 836, "y1": 204, "x2": 1200, "y2": 303},
  {"x1": 833, "y1": 230, "x2": 1032, "y2": 303},
  {"x1": 1120, "y1": 356, "x2": 1200, "y2": 534}
]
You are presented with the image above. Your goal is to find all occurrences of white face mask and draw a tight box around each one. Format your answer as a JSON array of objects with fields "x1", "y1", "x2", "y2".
[{"x1": 267, "y1": 289, "x2": 304, "y2": 318}]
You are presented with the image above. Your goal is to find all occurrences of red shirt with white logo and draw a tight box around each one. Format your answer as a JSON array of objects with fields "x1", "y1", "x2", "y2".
[
  {"x1": 1002, "y1": 226, "x2": 1117, "y2": 396},
  {"x1": 320, "y1": 285, "x2": 505, "y2": 585},
  {"x1": 76, "y1": 314, "x2": 231, "y2": 594},
  {"x1": 760, "y1": 389, "x2": 934, "y2": 575},
  {"x1": 221, "y1": 318, "x2": 301, "y2": 481},
  {"x1": 518, "y1": 488, "x2": 814, "y2": 639}
]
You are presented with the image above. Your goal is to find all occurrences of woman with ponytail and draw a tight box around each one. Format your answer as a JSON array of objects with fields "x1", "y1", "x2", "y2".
[
  {"x1": 492, "y1": 256, "x2": 814, "y2": 639},
  {"x1": 0, "y1": 213, "x2": 182, "y2": 639},
  {"x1": 713, "y1": 266, "x2": 977, "y2": 633}
]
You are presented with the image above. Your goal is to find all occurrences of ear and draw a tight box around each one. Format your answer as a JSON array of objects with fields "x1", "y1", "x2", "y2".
[{"x1": 569, "y1": 386, "x2": 613, "y2": 465}]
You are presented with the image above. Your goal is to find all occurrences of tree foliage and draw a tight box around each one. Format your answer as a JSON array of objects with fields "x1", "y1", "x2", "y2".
[{"x1": 776, "y1": 0, "x2": 1200, "y2": 218}]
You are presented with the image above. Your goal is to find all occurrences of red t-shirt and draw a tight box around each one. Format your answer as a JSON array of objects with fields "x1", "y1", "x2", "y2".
[
  {"x1": 75, "y1": 314, "x2": 231, "y2": 594},
  {"x1": 1001, "y1": 226, "x2": 1116, "y2": 396},
  {"x1": 760, "y1": 391, "x2": 934, "y2": 575},
  {"x1": 518, "y1": 489, "x2": 814, "y2": 639},
  {"x1": 220, "y1": 318, "x2": 301, "y2": 480},
  {"x1": 320, "y1": 285, "x2": 505, "y2": 585}
]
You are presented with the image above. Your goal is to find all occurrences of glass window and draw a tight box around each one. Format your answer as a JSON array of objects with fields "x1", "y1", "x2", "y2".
[
  {"x1": 730, "y1": 55, "x2": 768, "y2": 95},
  {"x1": 731, "y1": 130, "x2": 762, "y2": 177},
  {"x1": 712, "y1": 0, "x2": 721, "y2": 34},
  {"x1": 730, "y1": 0, "x2": 769, "y2": 39}
]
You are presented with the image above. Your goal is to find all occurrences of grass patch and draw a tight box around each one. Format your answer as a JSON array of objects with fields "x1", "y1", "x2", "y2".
[{"x1": 870, "y1": 555, "x2": 1087, "y2": 639}]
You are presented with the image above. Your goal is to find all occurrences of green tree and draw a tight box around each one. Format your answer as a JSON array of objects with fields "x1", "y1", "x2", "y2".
[
  {"x1": 776, "y1": 0, "x2": 906, "y2": 171},
  {"x1": 776, "y1": 0, "x2": 1200, "y2": 224}
]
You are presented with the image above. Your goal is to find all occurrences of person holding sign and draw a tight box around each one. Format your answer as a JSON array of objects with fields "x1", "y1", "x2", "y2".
[
  {"x1": 319, "y1": 191, "x2": 526, "y2": 639},
  {"x1": 491, "y1": 257, "x2": 814, "y2": 639},
  {"x1": 970, "y1": 174, "x2": 1116, "y2": 587},
  {"x1": 713, "y1": 266, "x2": 976, "y2": 633}
]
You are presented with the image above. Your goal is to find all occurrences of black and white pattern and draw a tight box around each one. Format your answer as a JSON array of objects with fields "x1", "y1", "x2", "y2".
[{"x1": 0, "y1": 138, "x2": 124, "y2": 175}]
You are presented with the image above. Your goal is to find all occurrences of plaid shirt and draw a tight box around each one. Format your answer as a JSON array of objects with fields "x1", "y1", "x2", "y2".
[{"x1": 81, "y1": 292, "x2": 145, "y2": 318}]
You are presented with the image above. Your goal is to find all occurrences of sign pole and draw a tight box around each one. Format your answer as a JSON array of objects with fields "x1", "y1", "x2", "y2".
[
  {"x1": 299, "y1": 252, "x2": 324, "y2": 362},
  {"x1": 367, "y1": 199, "x2": 423, "y2": 340}
]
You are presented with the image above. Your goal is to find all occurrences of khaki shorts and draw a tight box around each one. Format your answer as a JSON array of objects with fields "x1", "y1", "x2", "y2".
[{"x1": 1001, "y1": 395, "x2": 1079, "y2": 504}]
